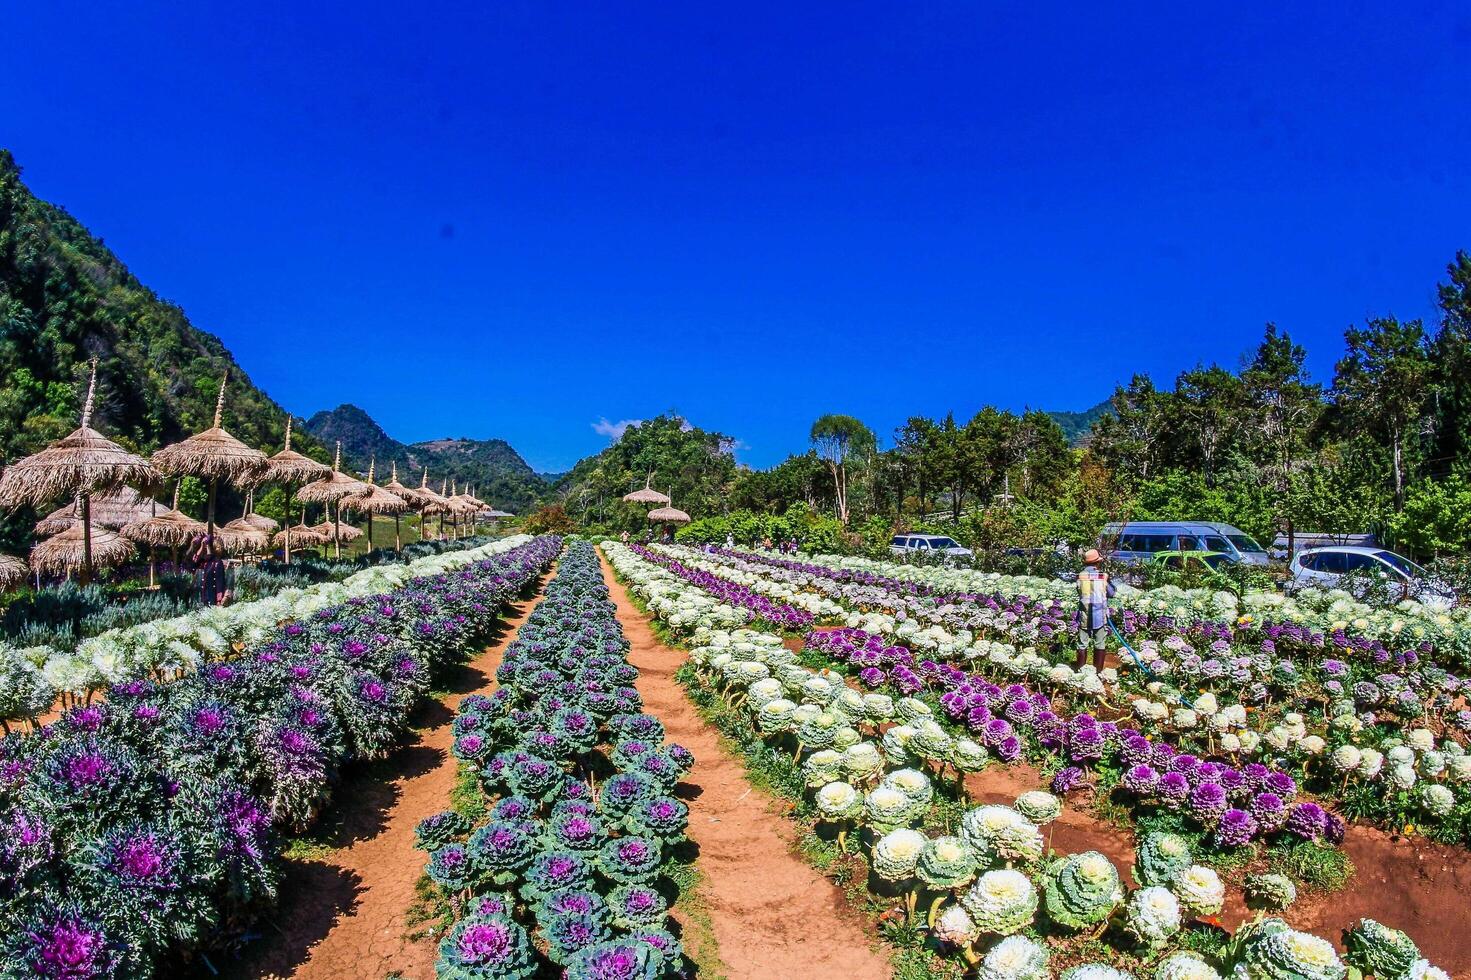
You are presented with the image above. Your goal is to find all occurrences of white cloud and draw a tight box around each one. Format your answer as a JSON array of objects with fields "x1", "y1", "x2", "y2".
[{"x1": 592, "y1": 417, "x2": 642, "y2": 440}]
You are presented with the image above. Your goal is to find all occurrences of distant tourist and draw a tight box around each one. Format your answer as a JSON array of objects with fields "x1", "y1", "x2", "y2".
[
  {"x1": 761, "y1": 536, "x2": 773, "y2": 551},
  {"x1": 197, "y1": 537, "x2": 235, "y2": 607},
  {"x1": 725, "y1": 533, "x2": 734, "y2": 550},
  {"x1": 620, "y1": 530, "x2": 629, "y2": 544},
  {"x1": 1075, "y1": 548, "x2": 1115, "y2": 672}
]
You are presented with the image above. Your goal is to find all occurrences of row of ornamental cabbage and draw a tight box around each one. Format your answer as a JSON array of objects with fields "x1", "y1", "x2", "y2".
[
  {"x1": 677, "y1": 619, "x2": 1450, "y2": 979},
  {"x1": 0, "y1": 535, "x2": 542, "y2": 726},
  {"x1": 0, "y1": 536, "x2": 560, "y2": 980},
  {"x1": 668, "y1": 545, "x2": 1471, "y2": 839},
  {"x1": 421, "y1": 541, "x2": 695, "y2": 980}
]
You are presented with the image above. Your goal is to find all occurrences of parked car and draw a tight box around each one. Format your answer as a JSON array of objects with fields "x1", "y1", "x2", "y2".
[
  {"x1": 1149, "y1": 550, "x2": 1236, "y2": 574},
  {"x1": 1098, "y1": 521, "x2": 1270, "y2": 566},
  {"x1": 890, "y1": 534, "x2": 974, "y2": 560},
  {"x1": 1289, "y1": 545, "x2": 1456, "y2": 602}
]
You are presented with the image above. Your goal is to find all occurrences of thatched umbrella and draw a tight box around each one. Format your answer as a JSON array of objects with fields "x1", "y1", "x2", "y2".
[
  {"x1": 413, "y1": 470, "x2": 450, "y2": 541},
  {"x1": 262, "y1": 418, "x2": 330, "y2": 564},
  {"x1": 623, "y1": 476, "x2": 671, "y2": 506},
  {"x1": 342, "y1": 459, "x2": 408, "y2": 552},
  {"x1": 31, "y1": 515, "x2": 136, "y2": 578},
  {"x1": 449, "y1": 480, "x2": 483, "y2": 538},
  {"x1": 295, "y1": 442, "x2": 366, "y2": 558},
  {"x1": 0, "y1": 554, "x2": 28, "y2": 592},
  {"x1": 219, "y1": 515, "x2": 272, "y2": 556},
  {"x1": 382, "y1": 461, "x2": 427, "y2": 549},
  {"x1": 121, "y1": 486, "x2": 206, "y2": 586},
  {"x1": 35, "y1": 486, "x2": 167, "y2": 536},
  {"x1": 313, "y1": 518, "x2": 364, "y2": 546},
  {"x1": 648, "y1": 502, "x2": 691, "y2": 544},
  {"x1": 273, "y1": 522, "x2": 329, "y2": 553},
  {"x1": 0, "y1": 360, "x2": 161, "y2": 582},
  {"x1": 150, "y1": 371, "x2": 269, "y2": 540}
]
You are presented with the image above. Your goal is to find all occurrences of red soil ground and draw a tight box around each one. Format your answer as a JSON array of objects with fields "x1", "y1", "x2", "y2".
[
  {"x1": 223, "y1": 581, "x2": 550, "y2": 980},
  {"x1": 600, "y1": 551, "x2": 893, "y2": 980}
]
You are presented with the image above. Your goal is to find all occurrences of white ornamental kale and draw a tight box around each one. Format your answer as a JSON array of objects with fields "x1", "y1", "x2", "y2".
[
  {"x1": 960, "y1": 805, "x2": 1027, "y2": 851},
  {"x1": 1123, "y1": 885, "x2": 1181, "y2": 946},
  {"x1": 802, "y1": 750, "x2": 845, "y2": 788},
  {"x1": 1170, "y1": 865, "x2": 1224, "y2": 917},
  {"x1": 814, "y1": 781, "x2": 862, "y2": 821},
  {"x1": 1239, "y1": 918, "x2": 1346, "y2": 980},
  {"x1": 871, "y1": 828, "x2": 928, "y2": 882},
  {"x1": 864, "y1": 786, "x2": 917, "y2": 832},
  {"x1": 1344, "y1": 918, "x2": 1421, "y2": 980},
  {"x1": 1132, "y1": 832, "x2": 1193, "y2": 887},
  {"x1": 1418, "y1": 783, "x2": 1455, "y2": 817},
  {"x1": 931, "y1": 903, "x2": 980, "y2": 948},
  {"x1": 882, "y1": 724, "x2": 918, "y2": 763},
  {"x1": 977, "y1": 934, "x2": 1049, "y2": 980},
  {"x1": 1242, "y1": 872, "x2": 1296, "y2": 912},
  {"x1": 842, "y1": 742, "x2": 886, "y2": 779},
  {"x1": 960, "y1": 869, "x2": 1038, "y2": 936},
  {"x1": 1059, "y1": 966, "x2": 1136, "y2": 980},
  {"x1": 1043, "y1": 851, "x2": 1124, "y2": 929},
  {"x1": 916, "y1": 835, "x2": 980, "y2": 890},
  {"x1": 1153, "y1": 951, "x2": 1222, "y2": 980},
  {"x1": 881, "y1": 768, "x2": 934, "y2": 807},
  {"x1": 951, "y1": 737, "x2": 990, "y2": 773},
  {"x1": 1014, "y1": 790, "x2": 1062, "y2": 825}
]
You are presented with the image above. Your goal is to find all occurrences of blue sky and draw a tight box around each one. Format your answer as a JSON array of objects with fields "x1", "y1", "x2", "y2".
[{"x1": 6, "y1": 2, "x2": 1470, "y2": 472}]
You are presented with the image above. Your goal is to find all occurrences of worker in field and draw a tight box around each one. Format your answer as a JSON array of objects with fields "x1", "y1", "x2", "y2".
[{"x1": 1075, "y1": 548, "x2": 1115, "y2": 672}]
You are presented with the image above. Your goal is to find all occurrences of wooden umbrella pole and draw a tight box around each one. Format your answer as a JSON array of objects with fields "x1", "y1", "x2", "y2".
[
  {"x1": 334, "y1": 500, "x2": 341, "y2": 558},
  {"x1": 207, "y1": 478, "x2": 218, "y2": 540},
  {"x1": 284, "y1": 483, "x2": 293, "y2": 565},
  {"x1": 81, "y1": 492, "x2": 93, "y2": 585},
  {"x1": 366, "y1": 507, "x2": 374, "y2": 552},
  {"x1": 395, "y1": 512, "x2": 401, "y2": 551}
]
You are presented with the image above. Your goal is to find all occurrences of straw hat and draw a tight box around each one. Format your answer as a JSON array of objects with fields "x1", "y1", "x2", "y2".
[
  {"x1": 0, "y1": 554, "x2": 28, "y2": 591},
  {"x1": 150, "y1": 372, "x2": 269, "y2": 484},
  {"x1": 1083, "y1": 548, "x2": 1104, "y2": 565},
  {"x1": 0, "y1": 361, "x2": 162, "y2": 508},
  {"x1": 263, "y1": 418, "x2": 331, "y2": 485},
  {"x1": 295, "y1": 443, "x2": 367, "y2": 504},
  {"x1": 30, "y1": 521, "x2": 136, "y2": 576}
]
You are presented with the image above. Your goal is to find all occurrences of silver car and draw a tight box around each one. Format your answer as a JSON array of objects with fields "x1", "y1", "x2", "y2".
[
  {"x1": 1289, "y1": 545, "x2": 1454, "y2": 602},
  {"x1": 890, "y1": 534, "x2": 974, "y2": 560}
]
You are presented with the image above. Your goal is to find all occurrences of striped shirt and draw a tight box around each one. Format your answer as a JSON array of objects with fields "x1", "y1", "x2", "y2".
[{"x1": 1077, "y1": 567, "x2": 1115, "y2": 630}]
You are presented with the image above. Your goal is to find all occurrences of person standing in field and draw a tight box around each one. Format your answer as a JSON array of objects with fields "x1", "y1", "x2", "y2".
[
  {"x1": 197, "y1": 537, "x2": 235, "y2": 607},
  {"x1": 1075, "y1": 548, "x2": 1114, "y2": 672}
]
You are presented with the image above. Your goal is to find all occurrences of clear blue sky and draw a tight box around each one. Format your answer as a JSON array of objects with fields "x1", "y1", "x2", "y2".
[{"x1": 6, "y1": 2, "x2": 1469, "y2": 472}]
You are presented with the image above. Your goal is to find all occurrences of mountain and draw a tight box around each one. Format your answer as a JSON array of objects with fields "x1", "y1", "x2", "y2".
[
  {"x1": 1047, "y1": 400, "x2": 1114, "y2": 446},
  {"x1": 0, "y1": 150, "x2": 332, "y2": 550},
  {"x1": 304, "y1": 404, "x2": 547, "y2": 512}
]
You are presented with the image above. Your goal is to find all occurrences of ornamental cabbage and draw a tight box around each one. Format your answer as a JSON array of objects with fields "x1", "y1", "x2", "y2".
[
  {"x1": 871, "y1": 828, "x2": 928, "y2": 881},
  {"x1": 1015, "y1": 791, "x2": 1062, "y2": 825},
  {"x1": 960, "y1": 869, "x2": 1038, "y2": 935},
  {"x1": 977, "y1": 934, "x2": 1050, "y2": 980},
  {"x1": 1059, "y1": 967, "x2": 1136, "y2": 980},
  {"x1": 864, "y1": 786, "x2": 917, "y2": 832},
  {"x1": 916, "y1": 835, "x2": 980, "y2": 890},
  {"x1": 1345, "y1": 918, "x2": 1421, "y2": 980},
  {"x1": 1044, "y1": 851, "x2": 1124, "y2": 929},
  {"x1": 1243, "y1": 872, "x2": 1296, "y2": 912},
  {"x1": 1123, "y1": 885, "x2": 1181, "y2": 947},
  {"x1": 1154, "y1": 951, "x2": 1222, "y2": 980},
  {"x1": 814, "y1": 781, "x2": 862, "y2": 822},
  {"x1": 1170, "y1": 865, "x2": 1224, "y2": 917},
  {"x1": 437, "y1": 915, "x2": 538, "y2": 980},
  {"x1": 1132, "y1": 831, "x2": 1192, "y2": 887},
  {"x1": 1236, "y1": 917, "x2": 1345, "y2": 980}
]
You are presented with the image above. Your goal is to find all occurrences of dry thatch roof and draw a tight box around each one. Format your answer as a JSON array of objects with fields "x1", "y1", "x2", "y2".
[
  {"x1": 383, "y1": 462, "x2": 427, "y2": 506},
  {"x1": 0, "y1": 554, "x2": 29, "y2": 591},
  {"x1": 0, "y1": 361, "x2": 162, "y2": 508},
  {"x1": 413, "y1": 471, "x2": 449, "y2": 509},
  {"x1": 296, "y1": 442, "x2": 366, "y2": 503},
  {"x1": 343, "y1": 460, "x2": 409, "y2": 516},
  {"x1": 30, "y1": 523, "x2": 136, "y2": 575},
  {"x1": 623, "y1": 481, "x2": 671, "y2": 506},
  {"x1": 484, "y1": 509, "x2": 516, "y2": 519},
  {"x1": 314, "y1": 519, "x2": 364, "y2": 543},
  {"x1": 263, "y1": 418, "x2": 331, "y2": 485},
  {"x1": 647, "y1": 505, "x2": 691, "y2": 524},
  {"x1": 34, "y1": 486, "x2": 168, "y2": 535},
  {"x1": 273, "y1": 523, "x2": 329, "y2": 549},
  {"x1": 219, "y1": 519, "x2": 272, "y2": 554},
  {"x1": 241, "y1": 512, "x2": 279, "y2": 532},
  {"x1": 120, "y1": 507, "x2": 206, "y2": 548},
  {"x1": 149, "y1": 373, "x2": 269, "y2": 484}
]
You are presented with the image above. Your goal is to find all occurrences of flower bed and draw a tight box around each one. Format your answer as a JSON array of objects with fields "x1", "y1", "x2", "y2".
[
  {"x1": 421, "y1": 541, "x2": 694, "y2": 979},
  {"x1": 0, "y1": 536, "x2": 560, "y2": 978},
  {"x1": 0, "y1": 535, "x2": 539, "y2": 726},
  {"x1": 626, "y1": 544, "x2": 814, "y2": 630}
]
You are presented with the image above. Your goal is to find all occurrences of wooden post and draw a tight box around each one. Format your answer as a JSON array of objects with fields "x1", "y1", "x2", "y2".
[{"x1": 81, "y1": 492, "x2": 94, "y2": 585}]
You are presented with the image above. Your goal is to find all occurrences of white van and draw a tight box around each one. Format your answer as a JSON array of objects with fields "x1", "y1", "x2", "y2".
[{"x1": 1098, "y1": 522, "x2": 1269, "y2": 566}]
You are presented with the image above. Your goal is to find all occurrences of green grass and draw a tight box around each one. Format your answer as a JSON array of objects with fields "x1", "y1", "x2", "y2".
[{"x1": 663, "y1": 858, "x2": 730, "y2": 980}]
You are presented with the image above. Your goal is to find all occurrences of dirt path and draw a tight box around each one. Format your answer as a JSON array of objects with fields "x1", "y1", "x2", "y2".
[
  {"x1": 599, "y1": 552, "x2": 892, "y2": 980},
  {"x1": 225, "y1": 578, "x2": 550, "y2": 980}
]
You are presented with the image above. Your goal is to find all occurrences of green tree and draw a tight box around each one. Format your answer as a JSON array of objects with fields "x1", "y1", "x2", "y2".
[
  {"x1": 809, "y1": 414, "x2": 875, "y2": 526},
  {"x1": 1241, "y1": 324, "x2": 1323, "y2": 552},
  {"x1": 1331, "y1": 317, "x2": 1432, "y2": 510}
]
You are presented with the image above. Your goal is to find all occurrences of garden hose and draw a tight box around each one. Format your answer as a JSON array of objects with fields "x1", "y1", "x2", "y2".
[{"x1": 1107, "y1": 616, "x2": 1196, "y2": 710}]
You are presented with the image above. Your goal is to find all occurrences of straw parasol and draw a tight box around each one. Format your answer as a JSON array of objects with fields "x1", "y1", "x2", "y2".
[
  {"x1": 0, "y1": 360, "x2": 162, "y2": 582},
  {"x1": 413, "y1": 470, "x2": 450, "y2": 541},
  {"x1": 149, "y1": 371, "x2": 269, "y2": 538},
  {"x1": 261, "y1": 418, "x2": 330, "y2": 563},
  {"x1": 295, "y1": 442, "x2": 366, "y2": 558},
  {"x1": 448, "y1": 480, "x2": 483, "y2": 538},
  {"x1": 273, "y1": 522, "x2": 329, "y2": 552},
  {"x1": 342, "y1": 459, "x2": 408, "y2": 552},
  {"x1": 31, "y1": 514, "x2": 137, "y2": 578},
  {"x1": 121, "y1": 485, "x2": 206, "y2": 586},
  {"x1": 0, "y1": 554, "x2": 28, "y2": 592},
  {"x1": 648, "y1": 503, "x2": 691, "y2": 544},
  {"x1": 219, "y1": 517, "x2": 272, "y2": 556},
  {"x1": 313, "y1": 518, "x2": 364, "y2": 545},
  {"x1": 35, "y1": 486, "x2": 168, "y2": 536},
  {"x1": 623, "y1": 475, "x2": 670, "y2": 506}
]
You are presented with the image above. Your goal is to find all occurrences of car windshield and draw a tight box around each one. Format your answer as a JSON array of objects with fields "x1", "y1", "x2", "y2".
[
  {"x1": 926, "y1": 538, "x2": 960, "y2": 549},
  {"x1": 1226, "y1": 533, "x2": 1265, "y2": 554},
  {"x1": 1375, "y1": 551, "x2": 1426, "y2": 578}
]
